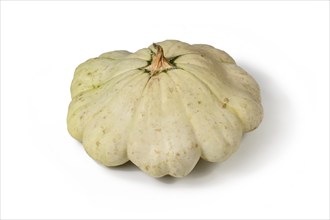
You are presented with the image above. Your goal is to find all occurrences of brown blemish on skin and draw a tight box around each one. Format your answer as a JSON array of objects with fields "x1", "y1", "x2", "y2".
[
  {"x1": 176, "y1": 153, "x2": 180, "y2": 157},
  {"x1": 155, "y1": 128, "x2": 162, "y2": 132},
  {"x1": 96, "y1": 141, "x2": 100, "y2": 147},
  {"x1": 198, "y1": 100, "x2": 202, "y2": 104},
  {"x1": 222, "y1": 98, "x2": 229, "y2": 108},
  {"x1": 87, "y1": 72, "x2": 92, "y2": 76},
  {"x1": 79, "y1": 112, "x2": 86, "y2": 119},
  {"x1": 145, "y1": 165, "x2": 150, "y2": 171}
]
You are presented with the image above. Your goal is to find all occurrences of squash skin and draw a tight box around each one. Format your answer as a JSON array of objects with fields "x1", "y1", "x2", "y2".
[{"x1": 67, "y1": 40, "x2": 263, "y2": 177}]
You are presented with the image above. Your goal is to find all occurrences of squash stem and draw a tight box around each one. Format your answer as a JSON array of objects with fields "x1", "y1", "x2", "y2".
[{"x1": 147, "y1": 44, "x2": 173, "y2": 76}]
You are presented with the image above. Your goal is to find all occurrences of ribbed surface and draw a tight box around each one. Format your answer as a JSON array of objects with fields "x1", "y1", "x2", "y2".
[{"x1": 67, "y1": 40, "x2": 263, "y2": 177}]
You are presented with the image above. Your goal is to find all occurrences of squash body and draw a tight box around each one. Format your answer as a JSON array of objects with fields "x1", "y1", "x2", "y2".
[{"x1": 67, "y1": 40, "x2": 263, "y2": 177}]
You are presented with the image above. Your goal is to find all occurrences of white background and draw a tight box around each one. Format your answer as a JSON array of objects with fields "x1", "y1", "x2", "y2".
[{"x1": 1, "y1": 1, "x2": 329, "y2": 219}]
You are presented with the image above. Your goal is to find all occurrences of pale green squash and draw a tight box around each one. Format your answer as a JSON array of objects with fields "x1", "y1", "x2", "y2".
[{"x1": 67, "y1": 40, "x2": 263, "y2": 177}]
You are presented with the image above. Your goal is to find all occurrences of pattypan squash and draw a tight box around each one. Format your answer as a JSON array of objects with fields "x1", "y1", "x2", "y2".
[{"x1": 67, "y1": 40, "x2": 263, "y2": 177}]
